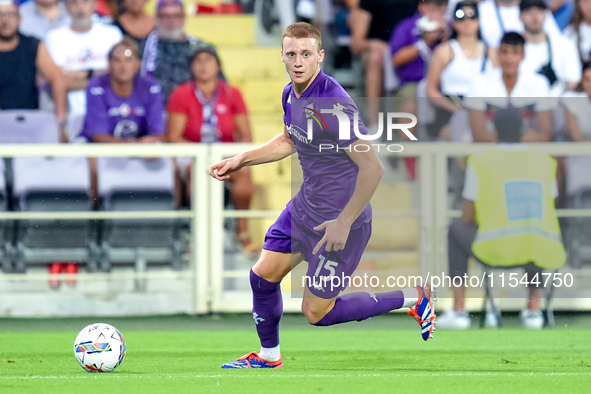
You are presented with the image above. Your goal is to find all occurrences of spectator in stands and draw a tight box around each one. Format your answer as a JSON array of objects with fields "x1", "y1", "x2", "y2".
[
  {"x1": 0, "y1": 0, "x2": 66, "y2": 124},
  {"x1": 465, "y1": 32, "x2": 555, "y2": 143},
  {"x1": 561, "y1": 60, "x2": 591, "y2": 200},
  {"x1": 166, "y1": 44, "x2": 255, "y2": 254},
  {"x1": 389, "y1": 0, "x2": 447, "y2": 180},
  {"x1": 548, "y1": 0, "x2": 575, "y2": 31},
  {"x1": 565, "y1": 0, "x2": 591, "y2": 61},
  {"x1": 141, "y1": 0, "x2": 211, "y2": 104},
  {"x1": 348, "y1": 0, "x2": 418, "y2": 126},
  {"x1": 81, "y1": 38, "x2": 164, "y2": 143},
  {"x1": 81, "y1": 38, "x2": 164, "y2": 212},
  {"x1": 519, "y1": 0, "x2": 581, "y2": 97},
  {"x1": 45, "y1": 0, "x2": 122, "y2": 134},
  {"x1": 426, "y1": 0, "x2": 497, "y2": 140},
  {"x1": 438, "y1": 106, "x2": 565, "y2": 330},
  {"x1": 19, "y1": 0, "x2": 70, "y2": 39},
  {"x1": 478, "y1": 0, "x2": 560, "y2": 49},
  {"x1": 113, "y1": 0, "x2": 154, "y2": 57},
  {"x1": 391, "y1": 0, "x2": 448, "y2": 136}
]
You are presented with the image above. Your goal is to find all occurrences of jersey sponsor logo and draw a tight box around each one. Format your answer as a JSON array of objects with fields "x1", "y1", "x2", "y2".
[
  {"x1": 108, "y1": 105, "x2": 146, "y2": 117},
  {"x1": 149, "y1": 85, "x2": 161, "y2": 94},
  {"x1": 286, "y1": 124, "x2": 311, "y2": 144}
]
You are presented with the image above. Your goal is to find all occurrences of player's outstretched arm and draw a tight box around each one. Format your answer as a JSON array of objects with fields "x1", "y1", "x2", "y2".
[
  {"x1": 209, "y1": 125, "x2": 295, "y2": 181},
  {"x1": 313, "y1": 140, "x2": 385, "y2": 254}
]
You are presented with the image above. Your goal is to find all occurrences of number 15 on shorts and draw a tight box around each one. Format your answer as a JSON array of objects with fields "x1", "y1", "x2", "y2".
[{"x1": 314, "y1": 255, "x2": 338, "y2": 279}]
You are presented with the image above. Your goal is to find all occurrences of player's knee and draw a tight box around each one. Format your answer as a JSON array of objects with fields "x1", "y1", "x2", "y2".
[{"x1": 301, "y1": 299, "x2": 330, "y2": 325}]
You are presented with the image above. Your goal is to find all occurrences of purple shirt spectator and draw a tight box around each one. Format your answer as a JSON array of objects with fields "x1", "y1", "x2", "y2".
[
  {"x1": 390, "y1": 13, "x2": 427, "y2": 86},
  {"x1": 82, "y1": 74, "x2": 165, "y2": 141}
]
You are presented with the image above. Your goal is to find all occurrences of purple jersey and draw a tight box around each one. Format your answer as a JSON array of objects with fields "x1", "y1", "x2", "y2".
[
  {"x1": 82, "y1": 74, "x2": 165, "y2": 141},
  {"x1": 282, "y1": 70, "x2": 372, "y2": 228},
  {"x1": 389, "y1": 13, "x2": 427, "y2": 85}
]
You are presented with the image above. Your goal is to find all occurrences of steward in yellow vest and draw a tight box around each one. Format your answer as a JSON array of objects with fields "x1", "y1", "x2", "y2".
[
  {"x1": 470, "y1": 150, "x2": 566, "y2": 269},
  {"x1": 439, "y1": 105, "x2": 565, "y2": 330}
]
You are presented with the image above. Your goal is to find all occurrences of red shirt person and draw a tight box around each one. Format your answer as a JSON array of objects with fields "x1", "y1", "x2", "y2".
[
  {"x1": 167, "y1": 44, "x2": 255, "y2": 253},
  {"x1": 167, "y1": 78, "x2": 248, "y2": 143}
]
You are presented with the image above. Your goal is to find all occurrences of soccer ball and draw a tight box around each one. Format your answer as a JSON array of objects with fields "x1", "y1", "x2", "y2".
[{"x1": 73, "y1": 323, "x2": 126, "y2": 372}]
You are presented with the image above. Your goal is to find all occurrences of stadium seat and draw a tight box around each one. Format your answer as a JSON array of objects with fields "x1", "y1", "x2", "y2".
[
  {"x1": 251, "y1": 158, "x2": 291, "y2": 185},
  {"x1": 0, "y1": 110, "x2": 96, "y2": 273},
  {"x1": 97, "y1": 157, "x2": 184, "y2": 278},
  {"x1": 249, "y1": 114, "x2": 284, "y2": 143},
  {"x1": 241, "y1": 80, "x2": 288, "y2": 114},
  {"x1": 367, "y1": 182, "x2": 419, "y2": 251},
  {"x1": 0, "y1": 110, "x2": 59, "y2": 143},
  {"x1": 185, "y1": 15, "x2": 255, "y2": 47},
  {"x1": 217, "y1": 47, "x2": 286, "y2": 84},
  {"x1": 12, "y1": 157, "x2": 97, "y2": 273}
]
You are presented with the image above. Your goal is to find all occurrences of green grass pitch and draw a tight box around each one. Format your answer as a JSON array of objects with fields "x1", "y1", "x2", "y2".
[{"x1": 1, "y1": 314, "x2": 590, "y2": 394}]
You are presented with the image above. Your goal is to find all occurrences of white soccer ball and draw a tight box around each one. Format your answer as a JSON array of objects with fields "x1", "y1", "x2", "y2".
[{"x1": 73, "y1": 323, "x2": 126, "y2": 372}]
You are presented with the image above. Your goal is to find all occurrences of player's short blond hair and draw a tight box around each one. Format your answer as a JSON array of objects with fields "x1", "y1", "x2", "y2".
[{"x1": 281, "y1": 22, "x2": 322, "y2": 52}]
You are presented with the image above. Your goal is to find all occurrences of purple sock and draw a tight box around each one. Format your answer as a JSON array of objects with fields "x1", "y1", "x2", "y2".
[
  {"x1": 250, "y1": 269, "x2": 283, "y2": 348},
  {"x1": 312, "y1": 290, "x2": 404, "y2": 326}
]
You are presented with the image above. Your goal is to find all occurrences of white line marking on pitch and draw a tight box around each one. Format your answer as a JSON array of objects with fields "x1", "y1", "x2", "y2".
[{"x1": 1, "y1": 372, "x2": 591, "y2": 380}]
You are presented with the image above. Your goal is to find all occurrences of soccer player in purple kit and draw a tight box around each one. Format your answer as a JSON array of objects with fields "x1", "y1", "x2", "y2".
[{"x1": 210, "y1": 22, "x2": 435, "y2": 369}]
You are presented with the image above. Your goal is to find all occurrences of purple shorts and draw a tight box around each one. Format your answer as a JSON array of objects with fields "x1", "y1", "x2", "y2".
[{"x1": 263, "y1": 201, "x2": 372, "y2": 298}]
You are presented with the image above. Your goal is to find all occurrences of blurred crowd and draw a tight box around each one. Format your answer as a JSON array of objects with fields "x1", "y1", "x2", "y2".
[
  {"x1": 317, "y1": 0, "x2": 591, "y2": 207},
  {"x1": 0, "y1": 0, "x2": 256, "y2": 255},
  {"x1": 2, "y1": 0, "x2": 591, "y2": 220}
]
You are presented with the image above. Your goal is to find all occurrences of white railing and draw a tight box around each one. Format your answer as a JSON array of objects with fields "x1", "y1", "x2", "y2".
[{"x1": 1, "y1": 142, "x2": 591, "y2": 315}]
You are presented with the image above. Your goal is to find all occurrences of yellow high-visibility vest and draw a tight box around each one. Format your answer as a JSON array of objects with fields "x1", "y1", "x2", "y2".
[{"x1": 469, "y1": 149, "x2": 566, "y2": 269}]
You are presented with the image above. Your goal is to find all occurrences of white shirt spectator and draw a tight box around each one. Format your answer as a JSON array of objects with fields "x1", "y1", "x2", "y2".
[
  {"x1": 45, "y1": 22, "x2": 122, "y2": 117},
  {"x1": 478, "y1": 0, "x2": 561, "y2": 49},
  {"x1": 520, "y1": 34, "x2": 582, "y2": 97},
  {"x1": 440, "y1": 40, "x2": 491, "y2": 97},
  {"x1": 465, "y1": 67, "x2": 556, "y2": 111},
  {"x1": 564, "y1": 22, "x2": 591, "y2": 60},
  {"x1": 463, "y1": 144, "x2": 559, "y2": 201}
]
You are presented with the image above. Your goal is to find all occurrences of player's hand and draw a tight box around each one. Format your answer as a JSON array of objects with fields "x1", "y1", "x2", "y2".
[
  {"x1": 312, "y1": 218, "x2": 351, "y2": 255},
  {"x1": 209, "y1": 156, "x2": 242, "y2": 181}
]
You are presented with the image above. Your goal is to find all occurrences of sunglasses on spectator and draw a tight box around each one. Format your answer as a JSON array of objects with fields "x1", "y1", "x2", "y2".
[{"x1": 454, "y1": 8, "x2": 478, "y2": 21}]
